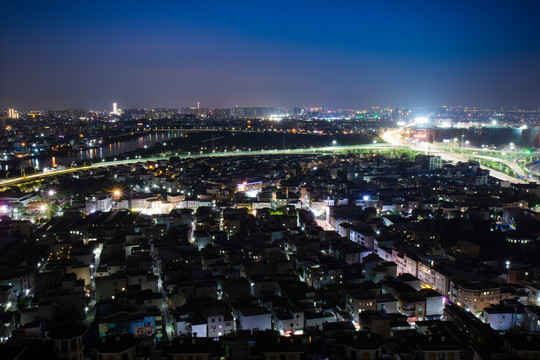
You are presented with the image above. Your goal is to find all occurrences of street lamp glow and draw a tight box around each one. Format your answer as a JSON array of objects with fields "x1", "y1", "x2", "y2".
[
  {"x1": 111, "y1": 186, "x2": 123, "y2": 199},
  {"x1": 47, "y1": 189, "x2": 55, "y2": 197},
  {"x1": 414, "y1": 117, "x2": 429, "y2": 124}
]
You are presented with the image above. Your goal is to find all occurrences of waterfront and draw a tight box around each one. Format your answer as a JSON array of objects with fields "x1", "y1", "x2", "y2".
[
  {"x1": 16, "y1": 132, "x2": 183, "y2": 171},
  {"x1": 6, "y1": 130, "x2": 375, "y2": 172}
]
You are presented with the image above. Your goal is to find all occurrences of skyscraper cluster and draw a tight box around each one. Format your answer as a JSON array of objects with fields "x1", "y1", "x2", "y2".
[{"x1": 7, "y1": 108, "x2": 19, "y2": 119}]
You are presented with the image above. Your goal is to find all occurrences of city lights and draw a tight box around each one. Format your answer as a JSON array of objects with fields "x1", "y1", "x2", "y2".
[
  {"x1": 1, "y1": 0, "x2": 539, "y2": 352},
  {"x1": 111, "y1": 185, "x2": 124, "y2": 199}
]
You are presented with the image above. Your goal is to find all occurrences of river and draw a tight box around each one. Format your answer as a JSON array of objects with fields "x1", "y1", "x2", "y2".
[
  {"x1": 5, "y1": 129, "x2": 376, "y2": 173},
  {"x1": 14, "y1": 132, "x2": 183, "y2": 171}
]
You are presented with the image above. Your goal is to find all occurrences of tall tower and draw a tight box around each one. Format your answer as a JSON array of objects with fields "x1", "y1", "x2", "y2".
[{"x1": 112, "y1": 103, "x2": 118, "y2": 115}]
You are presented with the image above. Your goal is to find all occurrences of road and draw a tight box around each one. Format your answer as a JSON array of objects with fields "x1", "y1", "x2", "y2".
[
  {"x1": 512, "y1": 152, "x2": 540, "y2": 176},
  {"x1": 0, "y1": 144, "x2": 393, "y2": 187},
  {"x1": 1, "y1": 130, "x2": 533, "y2": 187},
  {"x1": 381, "y1": 129, "x2": 530, "y2": 184}
]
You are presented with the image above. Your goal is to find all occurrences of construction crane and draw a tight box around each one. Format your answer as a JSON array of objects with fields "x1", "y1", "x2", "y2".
[{"x1": 200, "y1": 136, "x2": 224, "y2": 152}]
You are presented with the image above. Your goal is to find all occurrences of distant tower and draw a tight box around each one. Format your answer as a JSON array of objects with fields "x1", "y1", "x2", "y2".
[
  {"x1": 112, "y1": 102, "x2": 118, "y2": 115},
  {"x1": 197, "y1": 101, "x2": 200, "y2": 110}
]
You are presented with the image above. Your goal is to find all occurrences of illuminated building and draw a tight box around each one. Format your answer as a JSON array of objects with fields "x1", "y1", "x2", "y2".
[
  {"x1": 7, "y1": 108, "x2": 19, "y2": 119},
  {"x1": 450, "y1": 280, "x2": 503, "y2": 315},
  {"x1": 112, "y1": 102, "x2": 121, "y2": 115},
  {"x1": 236, "y1": 180, "x2": 263, "y2": 197}
]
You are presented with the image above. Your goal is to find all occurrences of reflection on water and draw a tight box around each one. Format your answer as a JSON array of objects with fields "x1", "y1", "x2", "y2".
[{"x1": 19, "y1": 132, "x2": 181, "y2": 170}]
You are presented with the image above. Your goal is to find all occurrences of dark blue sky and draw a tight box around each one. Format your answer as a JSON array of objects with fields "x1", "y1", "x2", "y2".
[{"x1": 2, "y1": 1, "x2": 540, "y2": 110}]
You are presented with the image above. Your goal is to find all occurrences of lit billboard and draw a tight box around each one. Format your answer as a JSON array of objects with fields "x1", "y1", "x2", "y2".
[{"x1": 130, "y1": 316, "x2": 155, "y2": 337}]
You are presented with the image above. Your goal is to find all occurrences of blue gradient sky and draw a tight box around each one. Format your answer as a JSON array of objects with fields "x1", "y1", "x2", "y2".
[{"x1": 2, "y1": 1, "x2": 540, "y2": 110}]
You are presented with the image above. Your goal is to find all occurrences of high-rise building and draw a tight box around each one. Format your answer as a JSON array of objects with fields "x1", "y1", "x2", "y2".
[
  {"x1": 180, "y1": 107, "x2": 208, "y2": 117},
  {"x1": 8, "y1": 108, "x2": 19, "y2": 119},
  {"x1": 233, "y1": 107, "x2": 275, "y2": 119},
  {"x1": 210, "y1": 108, "x2": 233, "y2": 119},
  {"x1": 112, "y1": 102, "x2": 118, "y2": 115},
  {"x1": 48, "y1": 109, "x2": 88, "y2": 119}
]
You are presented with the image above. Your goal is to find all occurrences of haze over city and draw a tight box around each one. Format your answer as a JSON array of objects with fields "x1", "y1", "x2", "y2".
[{"x1": 2, "y1": 0, "x2": 540, "y2": 110}]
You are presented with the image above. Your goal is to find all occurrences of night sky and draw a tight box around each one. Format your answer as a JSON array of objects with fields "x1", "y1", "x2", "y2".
[{"x1": 2, "y1": 1, "x2": 540, "y2": 110}]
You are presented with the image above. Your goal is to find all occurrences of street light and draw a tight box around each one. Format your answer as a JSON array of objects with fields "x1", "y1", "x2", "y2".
[
  {"x1": 47, "y1": 189, "x2": 56, "y2": 197},
  {"x1": 111, "y1": 186, "x2": 123, "y2": 200}
]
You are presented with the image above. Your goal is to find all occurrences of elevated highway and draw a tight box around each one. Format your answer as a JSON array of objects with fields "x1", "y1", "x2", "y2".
[
  {"x1": 1, "y1": 129, "x2": 534, "y2": 187},
  {"x1": 0, "y1": 143, "x2": 392, "y2": 187},
  {"x1": 381, "y1": 129, "x2": 531, "y2": 184}
]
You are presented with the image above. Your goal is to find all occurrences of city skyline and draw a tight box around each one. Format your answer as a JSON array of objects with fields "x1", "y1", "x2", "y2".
[
  {"x1": 6, "y1": 102, "x2": 540, "y2": 115},
  {"x1": 2, "y1": 1, "x2": 540, "y2": 110}
]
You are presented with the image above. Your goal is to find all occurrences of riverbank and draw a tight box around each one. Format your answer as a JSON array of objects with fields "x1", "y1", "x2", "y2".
[
  {"x1": 97, "y1": 131, "x2": 377, "y2": 162},
  {"x1": 0, "y1": 130, "x2": 170, "y2": 177},
  {"x1": 1, "y1": 130, "x2": 377, "y2": 177}
]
